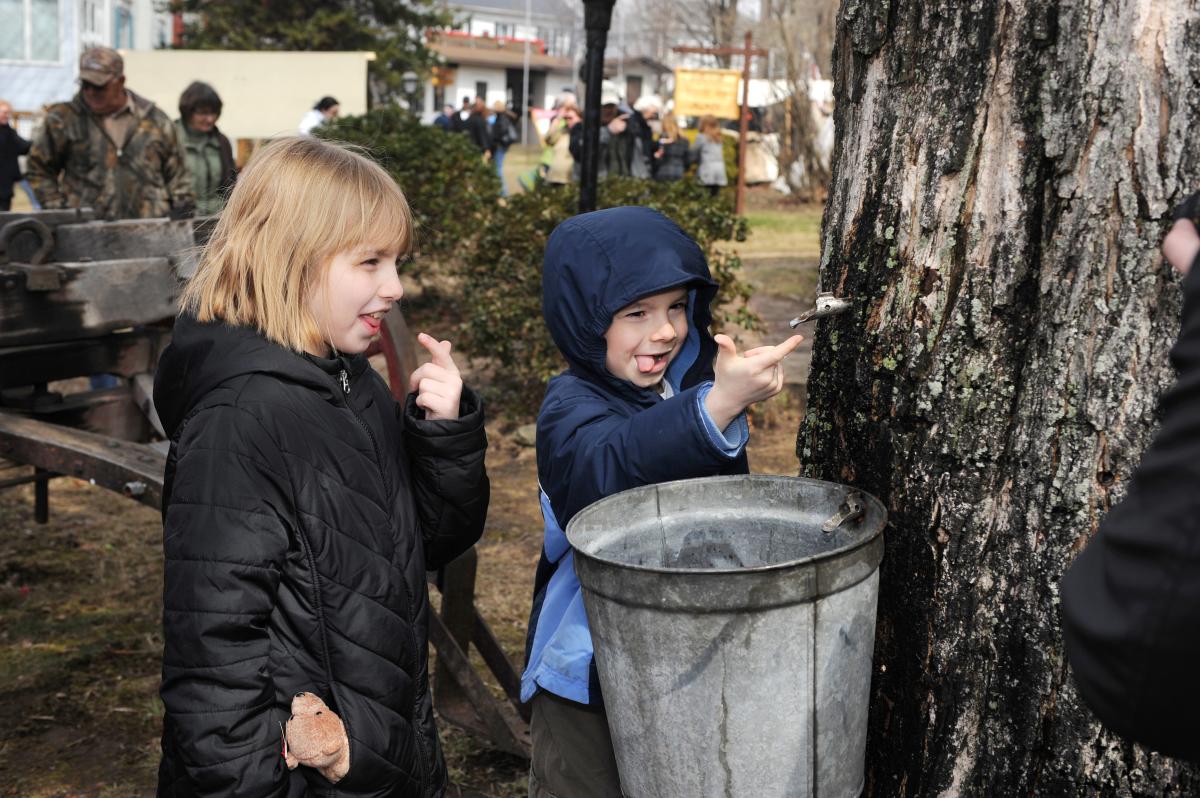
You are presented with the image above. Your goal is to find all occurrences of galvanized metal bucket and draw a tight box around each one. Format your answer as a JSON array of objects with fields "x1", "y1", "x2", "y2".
[{"x1": 566, "y1": 474, "x2": 886, "y2": 798}]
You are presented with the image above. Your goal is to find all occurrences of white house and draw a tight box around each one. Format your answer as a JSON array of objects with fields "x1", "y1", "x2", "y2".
[
  {"x1": 1, "y1": 0, "x2": 173, "y2": 133},
  {"x1": 421, "y1": 0, "x2": 580, "y2": 127}
]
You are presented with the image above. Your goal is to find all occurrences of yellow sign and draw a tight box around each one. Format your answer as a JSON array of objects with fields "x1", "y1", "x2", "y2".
[{"x1": 673, "y1": 68, "x2": 741, "y2": 120}]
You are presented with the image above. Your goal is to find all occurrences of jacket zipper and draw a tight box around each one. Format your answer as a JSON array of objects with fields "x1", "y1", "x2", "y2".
[{"x1": 338, "y1": 367, "x2": 433, "y2": 795}]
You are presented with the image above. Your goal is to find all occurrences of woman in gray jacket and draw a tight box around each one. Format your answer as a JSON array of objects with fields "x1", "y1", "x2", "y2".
[{"x1": 690, "y1": 115, "x2": 727, "y2": 196}]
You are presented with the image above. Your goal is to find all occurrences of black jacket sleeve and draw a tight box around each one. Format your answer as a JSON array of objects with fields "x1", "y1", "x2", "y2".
[
  {"x1": 1061, "y1": 251, "x2": 1200, "y2": 761},
  {"x1": 159, "y1": 405, "x2": 292, "y2": 796},
  {"x1": 403, "y1": 385, "x2": 490, "y2": 569}
]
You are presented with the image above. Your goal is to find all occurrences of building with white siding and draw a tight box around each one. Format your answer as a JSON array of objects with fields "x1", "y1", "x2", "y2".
[
  {"x1": 421, "y1": 0, "x2": 580, "y2": 128},
  {"x1": 1, "y1": 0, "x2": 173, "y2": 129}
]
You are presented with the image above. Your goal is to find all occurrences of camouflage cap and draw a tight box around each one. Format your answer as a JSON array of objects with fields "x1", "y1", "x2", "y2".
[{"x1": 79, "y1": 47, "x2": 123, "y2": 86}]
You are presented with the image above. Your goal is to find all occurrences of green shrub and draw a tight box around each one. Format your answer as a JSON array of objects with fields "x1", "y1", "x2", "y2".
[
  {"x1": 319, "y1": 106, "x2": 500, "y2": 261},
  {"x1": 457, "y1": 178, "x2": 761, "y2": 417}
]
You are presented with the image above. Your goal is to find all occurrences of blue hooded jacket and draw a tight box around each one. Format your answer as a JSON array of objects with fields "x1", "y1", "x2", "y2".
[{"x1": 521, "y1": 206, "x2": 750, "y2": 705}]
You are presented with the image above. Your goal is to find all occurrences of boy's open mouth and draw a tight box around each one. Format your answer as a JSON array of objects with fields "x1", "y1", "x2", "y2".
[{"x1": 635, "y1": 352, "x2": 670, "y2": 374}]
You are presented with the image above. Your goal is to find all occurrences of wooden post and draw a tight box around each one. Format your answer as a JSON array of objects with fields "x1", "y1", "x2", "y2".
[
  {"x1": 672, "y1": 36, "x2": 768, "y2": 217},
  {"x1": 736, "y1": 31, "x2": 754, "y2": 216}
]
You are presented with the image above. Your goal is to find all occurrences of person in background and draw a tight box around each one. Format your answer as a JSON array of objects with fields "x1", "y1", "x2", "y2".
[
  {"x1": 176, "y1": 81, "x2": 236, "y2": 216},
  {"x1": 627, "y1": 96, "x2": 658, "y2": 179},
  {"x1": 298, "y1": 96, "x2": 339, "y2": 136},
  {"x1": 653, "y1": 112, "x2": 688, "y2": 183},
  {"x1": 489, "y1": 100, "x2": 518, "y2": 196},
  {"x1": 466, "y1": 97, "x2": 491, "y2": 158},
  {"x1": 27, "y1": 46, "x2": 194, "y2": 221},
  {"x1": 569, "y1": 84, "x2": 631, "y2": 180},
  {"x1": 690, "y1": 115, "x2": 727, "y2": 196},
  {"x1": 453, "y1": 96, "x2": 472, "y2": 133},
  {"x1": 544, "y1": 102, "x2": 580, "y2": 186},
  {"x1": 434, "y1": 104, "x2": 455, "y2": 132},
  {"x1": 1060, "y1": 193, "x2": 1200, "y2": 762},
  {"x1": 0, "y1": 99, "x2": 30, "y2": 211}
]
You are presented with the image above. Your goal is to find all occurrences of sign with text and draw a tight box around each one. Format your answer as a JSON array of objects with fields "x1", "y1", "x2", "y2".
[{"x1": 673, "y1": 68, "x2": 741, "y2": 120}]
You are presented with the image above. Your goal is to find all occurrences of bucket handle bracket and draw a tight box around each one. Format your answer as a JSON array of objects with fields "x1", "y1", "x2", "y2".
[{"x1": 822, "y1": 490, "x2": 865, "y2": 533}]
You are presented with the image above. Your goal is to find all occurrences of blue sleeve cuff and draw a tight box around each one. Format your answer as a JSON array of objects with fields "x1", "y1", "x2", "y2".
[{"x1": 695, "y1": 382, "x2": 749, "y2": 457}]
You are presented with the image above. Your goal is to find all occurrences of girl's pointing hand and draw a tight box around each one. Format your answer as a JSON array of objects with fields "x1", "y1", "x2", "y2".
[{"x1": 409, "y1": 333, "x2": 463, "y2": 420}]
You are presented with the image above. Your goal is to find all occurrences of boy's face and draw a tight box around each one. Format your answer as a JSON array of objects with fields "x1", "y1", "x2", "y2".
[
  {"x1": 307, "y1": 246, "x2": 403, "y2": 357},
  {"x1": 604, "y1": 288, "x2": 689, "y2": 389}
]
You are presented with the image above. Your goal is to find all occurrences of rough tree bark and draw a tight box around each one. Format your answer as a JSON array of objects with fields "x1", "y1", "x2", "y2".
[{"x1": 797, "y1": 0, "x2": 1200, "y2": 794}]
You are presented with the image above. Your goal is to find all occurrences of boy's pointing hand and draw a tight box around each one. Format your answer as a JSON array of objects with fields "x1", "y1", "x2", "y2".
[
  {"x1": 705, "y1": 333, "x2": 804, "y2": 430},
  {"x1": 409, "y1": 333, "x2": 463, "y2": 420}
]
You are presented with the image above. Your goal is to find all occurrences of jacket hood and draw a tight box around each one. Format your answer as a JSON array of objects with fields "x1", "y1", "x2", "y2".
[
  {"x1": 541, "y1": 206, "x2": 719, "y2": 401},
  {"x1": 155, "y1": 313, "x2": 366, "y2": 438}
]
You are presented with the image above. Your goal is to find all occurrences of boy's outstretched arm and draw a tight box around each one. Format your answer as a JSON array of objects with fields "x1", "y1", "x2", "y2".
[{"x1": 540, "y1": 382, "x2": 746, "y2": 527}]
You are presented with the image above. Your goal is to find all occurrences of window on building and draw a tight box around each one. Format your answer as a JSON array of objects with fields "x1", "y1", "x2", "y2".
[
  {"x1": 494, "y1": 22, "x2": 514, "y2": 38},
  {"x1": 475, "y1": 81, "x2": 487, "y2": 101},
  {"x1": 1, "y1": 0, "x2": 61, "y2": 62},
  {"x1": 113, "y1": 4, "x2": 134, "y2": 48},
  {"x1": 80, "y1": 0, "x2": 101, "y2": 39}
]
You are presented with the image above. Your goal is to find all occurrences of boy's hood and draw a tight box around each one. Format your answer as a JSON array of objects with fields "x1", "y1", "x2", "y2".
[
  {"x1": 154, "y1": 313, "x2": 365, "y2": 438},
  {"x1": 542, "y1": 206, "x2": 719, "y2": 400}
]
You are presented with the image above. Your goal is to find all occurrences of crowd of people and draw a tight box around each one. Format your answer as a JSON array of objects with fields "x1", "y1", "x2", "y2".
[
  {"x1": 2, "y1": 48, "x2": 733, "y2": 221},
  {"x1": 434, "y1": 82, "x2": 730, "y2": 195}
]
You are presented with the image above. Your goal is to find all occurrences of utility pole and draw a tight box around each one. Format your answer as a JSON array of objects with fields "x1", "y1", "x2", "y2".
[
  {"x1": 521, "y1": 0, "x2": 531, "y2": 146},
  {"x1": 673, "y1": 31, "x2": 767, "y2": 215}
]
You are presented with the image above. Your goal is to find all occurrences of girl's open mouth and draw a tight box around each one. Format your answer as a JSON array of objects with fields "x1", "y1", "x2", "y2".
[{"x1": 360, "y1": 314, "x2": 382, "y2": 334}]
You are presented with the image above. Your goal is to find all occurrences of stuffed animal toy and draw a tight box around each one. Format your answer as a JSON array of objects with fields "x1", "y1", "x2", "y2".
[{"x1": 283, "y1": 692, "x2": 350, "y2": 783}]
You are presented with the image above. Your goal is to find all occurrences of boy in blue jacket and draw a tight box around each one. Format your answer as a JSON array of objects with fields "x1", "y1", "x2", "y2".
[{"x1": 522, "y1": 206, "x2": 803, "y2": 797}]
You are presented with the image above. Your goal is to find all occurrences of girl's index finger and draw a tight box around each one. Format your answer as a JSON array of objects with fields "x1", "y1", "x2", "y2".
[{"x1": 417, "y1": 332, "x2": 459, "y2": 371}]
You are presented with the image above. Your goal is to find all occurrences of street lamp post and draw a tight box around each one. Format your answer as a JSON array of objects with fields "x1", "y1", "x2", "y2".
[
  {"x1": 401, "y1": 71, "x2": 420, "y2": 116},
  {"x1": 579, "y1": 0, "x2": 616, "y2": 214}
]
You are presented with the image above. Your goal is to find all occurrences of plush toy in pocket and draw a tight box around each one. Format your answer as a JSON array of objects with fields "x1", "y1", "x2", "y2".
[{"x1": 283, "y1": 692, "x2": 350, "y2": 783}]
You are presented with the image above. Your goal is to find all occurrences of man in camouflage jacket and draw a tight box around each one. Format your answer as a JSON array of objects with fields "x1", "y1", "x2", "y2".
[{"x1": 27, "y1": 47, "x2": 194, "y2": 221}]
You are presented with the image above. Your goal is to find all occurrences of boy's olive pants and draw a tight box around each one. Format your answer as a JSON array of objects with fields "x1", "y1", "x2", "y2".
[{"x1": 528, "y1": 691, "x2": 624, "y2": 798}]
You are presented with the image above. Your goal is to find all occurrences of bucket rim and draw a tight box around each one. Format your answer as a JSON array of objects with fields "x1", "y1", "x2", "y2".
[{"x1": 565, "y1": 474, "x2": 886, "y2": 576}]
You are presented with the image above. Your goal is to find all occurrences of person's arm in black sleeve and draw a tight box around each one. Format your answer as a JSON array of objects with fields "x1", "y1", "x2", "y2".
[
  {"x1": 403, "y1": 385, "x2": 490, "y2": 570},
  {"x1": 1061, "y1": 211, "x2": 1200, "y2": 761},
  {"x1": 569, "y1": 124, "x2": 583, "y2": 162},
  {"x1": 160, "y1": 405, "x2": 292, "y2": 795}
]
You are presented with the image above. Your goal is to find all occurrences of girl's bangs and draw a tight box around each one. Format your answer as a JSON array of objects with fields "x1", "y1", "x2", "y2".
[{"x1": 326, "y1": 165, "x2": 413, "y2": 260}]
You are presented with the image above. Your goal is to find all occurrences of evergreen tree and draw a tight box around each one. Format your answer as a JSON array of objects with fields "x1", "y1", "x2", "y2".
[{"x1": 168, "y1": 0, "x2": 449, "y2": 103}]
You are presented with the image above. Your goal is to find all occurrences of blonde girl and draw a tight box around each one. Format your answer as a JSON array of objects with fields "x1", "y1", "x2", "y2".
[
  {"x1": 653, "y1": 112, "x2": 688, "y2": 183},
  {"x1": 154, "y1": 136, "x2": 490, "y2": 796},
  {"x1": 690, "y1": 114, "x2": 728, "y2": 196}
]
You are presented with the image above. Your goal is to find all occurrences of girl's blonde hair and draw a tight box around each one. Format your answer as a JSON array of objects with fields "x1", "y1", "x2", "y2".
[
  {"x1": 660, "y1": 112, "x2": 680, "y2": 140},
  {"x1": 699, "y1": 115, "x2": 721, "y2": 142},
  {"x1": 181, "y1": 136, "x2": 413, "y2": 353}
]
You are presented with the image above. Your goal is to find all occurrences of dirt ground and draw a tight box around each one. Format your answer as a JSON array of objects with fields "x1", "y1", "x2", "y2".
[{"x1": 0, "y1": 196, "x2": 821, "y2": 796}]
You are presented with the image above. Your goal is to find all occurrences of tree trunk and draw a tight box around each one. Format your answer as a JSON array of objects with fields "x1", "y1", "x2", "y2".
[{"x1": 798, "y1": 0, "x2": 1200, "y2": 793}]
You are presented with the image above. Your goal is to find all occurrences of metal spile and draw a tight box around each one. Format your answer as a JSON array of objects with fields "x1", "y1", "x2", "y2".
[{"x1": 790, "y1": 291, "x2": 852, "y2": 328}]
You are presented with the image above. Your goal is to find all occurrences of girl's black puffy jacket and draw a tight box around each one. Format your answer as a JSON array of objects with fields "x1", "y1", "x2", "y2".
[{"x1": 153, "y1": 314, "x2": 490, "y2": 797}]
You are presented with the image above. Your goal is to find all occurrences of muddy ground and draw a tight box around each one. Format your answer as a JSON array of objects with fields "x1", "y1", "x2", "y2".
[{"x1": 0, "y1": 198, "x2": 821, "y2": 796}]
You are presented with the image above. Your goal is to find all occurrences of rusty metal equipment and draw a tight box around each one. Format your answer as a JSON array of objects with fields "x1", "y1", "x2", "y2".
[{"x1": 0, "y1": 208, "x2": 530, "y2": 759}]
